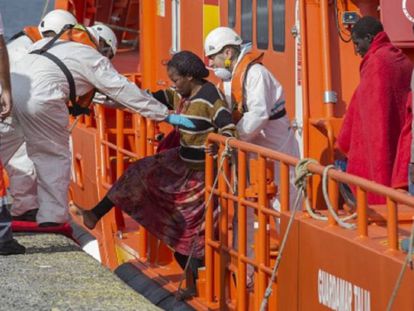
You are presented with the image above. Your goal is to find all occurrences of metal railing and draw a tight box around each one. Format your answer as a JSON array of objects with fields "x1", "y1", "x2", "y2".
[{"x1": 204, "y1": 133, "x2": 414, "y2": 310}]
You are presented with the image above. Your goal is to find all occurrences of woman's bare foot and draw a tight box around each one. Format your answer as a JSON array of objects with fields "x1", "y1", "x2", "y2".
[{"x1": 81, "y1": 210, "x2": 99, "y2": 230}]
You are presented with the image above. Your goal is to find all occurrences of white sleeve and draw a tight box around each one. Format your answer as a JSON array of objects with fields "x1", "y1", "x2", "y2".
[
  {"x1": 237, "y1": 64, "x2": 284, "y2": 141},
  {"x1": 84, "y1": 53, "x2": 168, "y2": 121}
]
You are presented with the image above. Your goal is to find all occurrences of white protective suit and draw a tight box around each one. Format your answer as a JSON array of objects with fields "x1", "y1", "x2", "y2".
[
  {"x1": 5, "y1": 38, "x2": 169, "y2": 224},
  {"x1": 0, "y1": 34, "x2": 39, "y2": 217}
]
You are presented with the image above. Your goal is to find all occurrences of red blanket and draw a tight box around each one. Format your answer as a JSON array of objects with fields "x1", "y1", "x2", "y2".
[
  {"x1": 337, "y1": 32, "x2": 412, "y2": 204},
  {"x1": 392, "y1": 92, "x2": 412, "y2": 189}
]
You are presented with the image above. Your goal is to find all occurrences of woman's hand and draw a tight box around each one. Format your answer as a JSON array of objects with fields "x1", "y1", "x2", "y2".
[{"x1": 205, "y1": 143, "x2": 218, "y2": 156}]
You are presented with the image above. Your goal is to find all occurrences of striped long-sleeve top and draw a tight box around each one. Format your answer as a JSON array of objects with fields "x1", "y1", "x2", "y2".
[{"x1": 153, "y1": 81, "x2": 237, "y2": 170}]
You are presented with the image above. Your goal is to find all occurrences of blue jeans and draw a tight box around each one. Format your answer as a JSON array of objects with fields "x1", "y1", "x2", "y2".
[{"x1": 409, "y1": 164, "x2": 414, "y2": 196}]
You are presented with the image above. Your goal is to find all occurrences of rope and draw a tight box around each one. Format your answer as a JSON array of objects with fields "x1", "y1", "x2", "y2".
[
  {"x1": 40, "y1": 0, "x2": 51, "y2": 21},
  {"x1": 386, "y1": 220, "x2": 414, "y2": 311},
  {"x1": 322, "y1": 165, "x2": 356, "y2": 229},
  {"x1": 69, "y1": 116, "x2": 81, "y2": 133},
  {"x1": 402, "y1": 0, "x2": 414, "y2": 23},
  {"x1": 219, "y1": 138, "x2": 236, "y2": 194},
  {"x1": 172, "y1": 137, "x2": 236, "y2": 306},
  {"x1": 296, "y1": 159, "x2": 328, "y2": 221},
  {"x1": 259, "y1": 158, "x2": 315, "y2": 311}
]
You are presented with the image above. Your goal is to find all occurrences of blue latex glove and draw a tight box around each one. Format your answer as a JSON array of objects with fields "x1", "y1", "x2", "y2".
[{"x1": 165, "y1": 114, "x2": 196, "y2": 129}]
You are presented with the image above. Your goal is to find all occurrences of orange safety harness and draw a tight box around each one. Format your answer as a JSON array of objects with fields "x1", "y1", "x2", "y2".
[
  {"x1": 8, "y1": 26, "x2": 42, "y2": 43},
  {"x1": 0, "y1": 160, "x2": 5, "y2": 198},
  {"x1": 219, "y1": 51, "x2": 264, "y2": 123},
  {"x1": 219, "y1": 51, "x2": 286, "y2": 123}
]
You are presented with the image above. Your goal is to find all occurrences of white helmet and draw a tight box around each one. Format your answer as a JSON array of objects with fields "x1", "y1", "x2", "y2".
[
  {"x1": 38, "y1": 9, "x2": 77, "y2": 36},
  {"x1": 86, "y1": 26, "x2": 99, "y2": 45},
  {"x1": 204, "y1": 27, "x2": 243, "y2": 57},
  {"x1": 91, "y1": 24, "x2": 118, "y2": 56}
]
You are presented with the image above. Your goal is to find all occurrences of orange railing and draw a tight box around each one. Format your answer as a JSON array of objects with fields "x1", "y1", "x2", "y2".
[
  {"x1": 204, "y1": 133, "x2": 414, "y2": 310},
  {"x1": 71, "y1": 98, "x2": 414, "y2": 309}
]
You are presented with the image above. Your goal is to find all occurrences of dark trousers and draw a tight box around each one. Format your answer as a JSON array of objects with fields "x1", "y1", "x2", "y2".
[{"x1": 0, "y1": 201, "x2": 12, "y2": 243}]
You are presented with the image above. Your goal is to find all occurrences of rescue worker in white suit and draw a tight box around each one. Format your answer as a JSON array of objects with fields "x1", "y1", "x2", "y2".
[
  {"x1": 0, "y1": 10, "x2": 78, "y2": 221},
  {"x1": 5, "y1": 23, "x2": 193, "y2": 227},
  {"x1": 0, "y1": 10, "x2": 26, "y2": 255},
  {"x1": 204, "y1": 27, "x2": 300, "y2": 285}
]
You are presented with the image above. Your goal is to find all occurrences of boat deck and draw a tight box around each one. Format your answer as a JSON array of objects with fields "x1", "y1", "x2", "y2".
[{"x1": 0, "y1": 233, "x2": 160, "y2": 311}]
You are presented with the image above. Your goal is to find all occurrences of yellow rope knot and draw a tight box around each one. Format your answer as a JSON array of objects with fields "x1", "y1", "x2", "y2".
[
  {"x1": 294, "y1": 158, "x2": 318, "y2": 189},
  {"x1": 222, "y1": 137, "x2": 236, "y2": 158}
]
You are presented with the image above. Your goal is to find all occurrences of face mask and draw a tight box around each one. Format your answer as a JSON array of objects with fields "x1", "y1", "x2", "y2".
[{"x1": 213, "y1": 68, "x2": 232, "y2": 81}]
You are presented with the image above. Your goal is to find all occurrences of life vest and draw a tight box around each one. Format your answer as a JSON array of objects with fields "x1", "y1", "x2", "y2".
[
  {"x1": 219, "y1": 51, "x2": 264, "y2": 123},
  {"x1": 23, "y1": 26, "x2": 42, "y2": 42},
  {"x1": 60, "y1": 24, "x2": 98, "y2": 50},
  {"x1": 30, "y1": 24, "x2": 100, "y2": 115},
  {"x1": 7, "y1": 26, "x2": 42, "y2": 43},
  {"x1": 0, "y1": 160, "x2": 5, "y2": 198},
  {"x1": 61, "y1": 24, "x2": 99, "y2": 109}
]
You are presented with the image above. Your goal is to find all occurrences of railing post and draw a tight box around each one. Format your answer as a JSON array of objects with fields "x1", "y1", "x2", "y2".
[
  {"x1": 356, "y1": 187, "x2": 368, "y2": 237},
  {"x1": 217, "y1": 149, "x2": 230, "y2": 308},
  {"x1": 205, "y1": 143, "x2": 215, "y2": 304},
  {"x1": 386, "y1": 197, "x2": 398, "y2": 251},
  {"x1": 257, "y1": 156, "x2": 269, "y2": 310},
  {"x1": 114, "y1": 109, "x2": 125, "y2": 229},
  {"x1": 135, "y1": 115, "x2": 147, "y2": 257},
  {"x1": 94, "y1": 105, "x2": 118, "y2": 269},
  {"x1": 237, "y1": 150, "x2": 247, "y2": 311},
  {"x1": 280, "y1": 161, "x2": 289, "y2": 212},
  {"x1": 328, "y1": 177, "x2": 339, "y2": 226}
]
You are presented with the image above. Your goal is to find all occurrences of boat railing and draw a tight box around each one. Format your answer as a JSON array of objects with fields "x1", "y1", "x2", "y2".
[
  {"x1": 204, "y1": 133, "x2": 414, "y2": 310},
  {"x1": 70, "y1": 98, "x2": 414, "y2": 308}
]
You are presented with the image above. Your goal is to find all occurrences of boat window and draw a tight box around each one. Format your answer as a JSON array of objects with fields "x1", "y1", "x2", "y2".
[
  {"x1": 228, "y1": 0, "x2": 236, "y2": 28},
  {"x1": 272, "y1": 0, "x2": 285, "y2": 52},
  {"x1": 256, "y1": 0, "x2": 269, "y2": 49},
  {"x1": 241, "y1": 0, "x2": 253, "y2": 43}
]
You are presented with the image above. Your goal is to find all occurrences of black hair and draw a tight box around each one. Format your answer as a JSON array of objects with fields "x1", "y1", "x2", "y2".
[
  {"x1": 167, "y1": 51, "x2": 209, "y2": 79},
  {"x1": 352, "y1": 16, "x2": 384, "y2": 39}
]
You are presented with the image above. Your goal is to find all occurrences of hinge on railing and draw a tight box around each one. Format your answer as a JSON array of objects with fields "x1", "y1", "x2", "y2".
[
  {"x1": 291, "y1": 25, "x2": 299, "y2": 38},
  {"x1": 291, "y1": 119, "x2": 303, "y2": 136},
  {"x1": 324, "y1": 90, "x2": 337, "y2": 104}
]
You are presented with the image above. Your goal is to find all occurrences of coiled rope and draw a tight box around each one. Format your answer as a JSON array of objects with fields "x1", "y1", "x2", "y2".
[{"x1": 322, "y1": 165, "x2": 357, "y2": 229}]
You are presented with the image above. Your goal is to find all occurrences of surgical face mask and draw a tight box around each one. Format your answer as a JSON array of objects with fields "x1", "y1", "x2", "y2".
[{"x1": 213, "y1": 67, "x2": 232, "y2": 81}]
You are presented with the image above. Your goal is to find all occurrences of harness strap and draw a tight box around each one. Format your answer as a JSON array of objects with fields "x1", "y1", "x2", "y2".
[
  {"x1": 7, "y1": 31, "x2": 25, "y2": 43},
  {"x1": 31, "y1": 50, "x2": 77, "y2": 106},
  {"x1": 269, "y1": 108, "x2": 286, "y2": 120},
  {"x1": 29, "y1": 24, "x2": 90, "y2": 116}
]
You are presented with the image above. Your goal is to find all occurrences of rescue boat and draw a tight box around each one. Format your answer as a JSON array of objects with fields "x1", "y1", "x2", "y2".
[{"x1": 22, "y1": 0, "x2": 414, "y2": 309}]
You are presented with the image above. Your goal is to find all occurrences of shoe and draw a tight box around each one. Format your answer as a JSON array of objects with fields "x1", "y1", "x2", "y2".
[
  {"x1": 38, "y1": 222, "x2": 63, "y2": 228},
  {"x1": 12, "y1": 209, "x2": 38, "y2": 222},
  {"x1": 0, "y1": 239, "x2": 26, "y2": 255}
]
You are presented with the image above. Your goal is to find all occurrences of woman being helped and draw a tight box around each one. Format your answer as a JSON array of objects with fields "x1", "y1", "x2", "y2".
[{"x1": 81, "y1": 50, "x2": 236, "y2": 299}]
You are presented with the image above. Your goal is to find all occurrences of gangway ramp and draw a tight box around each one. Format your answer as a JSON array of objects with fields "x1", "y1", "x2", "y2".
[{"x1": 0, "y1": 233, "x2": 161, "y2": 311}]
